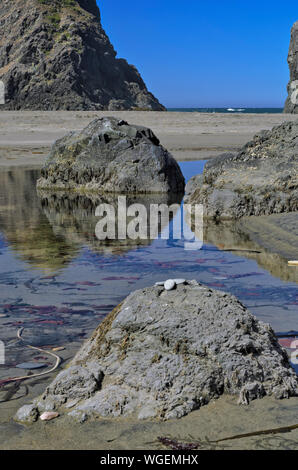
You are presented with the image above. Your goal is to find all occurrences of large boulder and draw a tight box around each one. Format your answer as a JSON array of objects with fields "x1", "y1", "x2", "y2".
[
  {"x1": 37, "y1": 117, "x2": 185, "y2": 194},
  {"x1": 185, "y1": 121, "x2": 298, "y2": 219},
  {"x1": 284, "y1": 21, "x2": 298, "y2": 114},
  {"x1": 16, "y1": 280, "x2": 297, "y2": 423}
]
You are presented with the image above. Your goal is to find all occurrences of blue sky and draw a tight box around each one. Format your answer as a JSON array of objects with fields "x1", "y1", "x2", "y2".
[{"x1": 99, "y1": 1, "x2": 297, "y2": 108}]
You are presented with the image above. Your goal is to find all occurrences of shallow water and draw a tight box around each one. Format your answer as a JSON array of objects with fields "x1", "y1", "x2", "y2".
[{"x1": 0, "y1": 161, "x2": 297, "y2": 449}]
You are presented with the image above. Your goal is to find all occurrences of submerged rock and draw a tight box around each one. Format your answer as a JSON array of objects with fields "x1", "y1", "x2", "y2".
[
  {"x1": 185, "y1": 121, "x2": 298, "y2": 219},
  {"x1": 15, "y1": 404, "x2": 39, "y2": 424},
  {"x1": 16, "y1": 362, "x2": 47, "y2": 370},
  {"x1": 37, "y1": 117, "x2": 185, "y2": 194},
  {"x1": 284, "y1": 21, "x2": 298, "y2": 114},
  {"x1": 16, "y1": 281, "x2": 298, "y2": 423}
]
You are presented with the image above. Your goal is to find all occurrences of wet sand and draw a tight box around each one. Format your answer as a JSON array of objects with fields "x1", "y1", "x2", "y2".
[
  {"x1": 0, "y1": 111, "x2": 298, "y2": 166},
  {"x1": 202, "y1": 216, "x2": 298, "y2": 283},
  {"x1": 239, "y1": 214, "x2": 298, "y2": 263},
  {"x1": 1, "y1": 382, "x2": 298, "y2": 450}
]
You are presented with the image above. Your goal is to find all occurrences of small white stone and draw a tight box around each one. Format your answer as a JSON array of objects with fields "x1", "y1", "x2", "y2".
[
  {"x1": 172, "y1": 279, "x2": 186, "y2": 285},
  {"x1": 164, "y1": 279, "x2": 176, "y2": 291},
  {"x1": 40, "y1": 411, "x2": 59, "y2": 421},
  {"x1": 155, "y1": 281, "x2": 165, "y2": 286}
]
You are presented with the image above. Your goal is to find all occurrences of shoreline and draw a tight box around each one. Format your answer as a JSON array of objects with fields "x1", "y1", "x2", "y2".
[
  {"x1": 2, "y1": 391, "x2": 298, "y2": 450},
  {"x1": 0, "y1": 111, "x2": 298, "y2": 167}
]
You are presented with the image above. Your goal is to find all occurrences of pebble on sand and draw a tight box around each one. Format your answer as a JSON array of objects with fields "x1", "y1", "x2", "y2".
[{"x1": 40, "y1": 412, "x2": 59, "y2": 421}]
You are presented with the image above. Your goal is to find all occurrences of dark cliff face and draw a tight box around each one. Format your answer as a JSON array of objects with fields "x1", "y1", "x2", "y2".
[
  {"x1": 0, "y1": 0, "x2": 165, "y2": 110},
  {"x1": 77, "y1": 0, "x2": 100, "y2": 18},
  {"x1": 284, "y1": 21, "x2": 298, "y2": 113}
]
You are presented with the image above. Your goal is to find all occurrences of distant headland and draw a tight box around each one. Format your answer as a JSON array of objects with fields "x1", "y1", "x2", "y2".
[{"x1": 0, "y1": 0, "x2": 165, "y2": 110}]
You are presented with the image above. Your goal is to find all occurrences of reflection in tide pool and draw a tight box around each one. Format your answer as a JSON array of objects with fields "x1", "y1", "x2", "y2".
[{"x1": 0, "y1": 163, "x2": 297, "y2": 388}]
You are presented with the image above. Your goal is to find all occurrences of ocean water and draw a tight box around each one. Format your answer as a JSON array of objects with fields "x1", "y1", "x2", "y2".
[{"x1": 168, "y1": 108, "x2": 284, "y2": 113}]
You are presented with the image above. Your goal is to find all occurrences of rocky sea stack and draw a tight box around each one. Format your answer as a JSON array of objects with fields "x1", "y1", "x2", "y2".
[
  {"x1": 36, "y1": 117, "x2": 185, "y2": 193},
  {"x1": 185, "y1": 121, "x2": 298, "y2": 219},
  {"x1": 0, "y1": 0, "x2": 165, "y2": 110},
  {"x1": 16, "y1": 281, "x2": 298, "y2": 423},
  {"x1": 284, "y1": 21, "x2": 298, "y2": 114}
]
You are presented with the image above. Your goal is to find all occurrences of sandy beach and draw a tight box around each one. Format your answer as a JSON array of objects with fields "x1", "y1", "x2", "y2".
[{"x1": 1, "y1": 111, "x2": 298, "y2": 166}]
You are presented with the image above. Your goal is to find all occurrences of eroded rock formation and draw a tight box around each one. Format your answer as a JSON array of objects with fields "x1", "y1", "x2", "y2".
[
  {"x1": 284, "y1": 21, "x2": 298, "y2": 113},
  {"x1": 37, "y1": 117, "x2": 185, "y2": 193},
  {"x1": 16, "y1": 281, "x2": 298, "y2": 423},
  {"x1": 0, "y1": 0, "x2": 165, "y2": 110},
  {"x1": 185, "y1": 121, "x2": 298, "y2": 219}
]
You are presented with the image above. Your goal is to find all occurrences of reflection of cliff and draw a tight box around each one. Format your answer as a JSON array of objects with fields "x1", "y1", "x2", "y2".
[
  {"x1": 0, "y1": 169, "x2": 79, "y2": 271},
  {"x1": 0, "y1": 168, "x2": 182, "y2": 270},
  {"x1": 201, "y1": 219, "x2": 298, "y2": 284},
  {"x1": 38, "y1": 191, "x2": 183, "y2": 255}
]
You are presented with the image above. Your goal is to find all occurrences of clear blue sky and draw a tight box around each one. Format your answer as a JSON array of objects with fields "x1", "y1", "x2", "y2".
[{"x1": 99, "y1": 1, "x2": 297, "y2": 108}]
